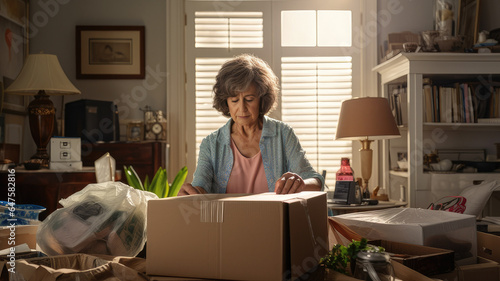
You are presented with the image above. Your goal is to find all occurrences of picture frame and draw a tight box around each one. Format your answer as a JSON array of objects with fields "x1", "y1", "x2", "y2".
[
  {"x1": 0, "y1": 0, "x2": 29, "y2": 116},
  {"x1": 127, "y1": 121, "x2": 144, "y2": 141},
  {"x1": 389, "y1": 146, "x2": 407, "y2": 170},
  {"x1": 457, "y1": 0, "x2": 480, "y2": 49},
  {"x1": 76, "y1": 26, "x2": 145, "y2": 79}
]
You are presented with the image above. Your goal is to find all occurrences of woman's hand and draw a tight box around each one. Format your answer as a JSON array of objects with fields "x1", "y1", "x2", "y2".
[
  {"x1": 177, "y1": 183, "x2": 207, "y2": 196},
  {"x1": 274, "y1": 172, "x2": 305, "y2": 194},
  {"x1": 274, "y1": 172, "x2": 322, "y2": 194}
]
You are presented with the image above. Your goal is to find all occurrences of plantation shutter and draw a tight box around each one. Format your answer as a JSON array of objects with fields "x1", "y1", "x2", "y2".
[
  {"x1": 194, "y1": 11, "x2": 263, "y2": 48},
  {"x1": 194, "y1": 58, "x2": 229, "y2": 159},
  {"x1": 281, "y1": 57, "x2": 352, "y2": 188},
  {"x1": 187, "y1": 1, "x2": 360, "y2": 188}
]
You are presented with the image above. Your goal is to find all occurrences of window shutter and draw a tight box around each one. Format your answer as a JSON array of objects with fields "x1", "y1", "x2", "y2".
[
  {"x1": 195, "y1": 11, "x2": 263, "y2": 48},
  {"x1": 194, "y1": 58, "x2": 230, "y2": 158},
  {"x1": 188, "y1": 2, "x2": 359, "y2": 189},
  {"x1": 281, "y1": 56, "x2": 352, "y2": 187}
]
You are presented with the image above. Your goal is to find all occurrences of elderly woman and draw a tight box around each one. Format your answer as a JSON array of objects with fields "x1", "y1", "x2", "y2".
[{"x1": 179, "y1": 54, "x2": 323, "y2": 195}]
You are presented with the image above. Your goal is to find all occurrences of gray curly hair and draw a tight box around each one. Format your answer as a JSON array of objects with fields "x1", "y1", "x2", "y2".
[{"x1": 212, "y1": 54, "x2": 279, "y2": 118}]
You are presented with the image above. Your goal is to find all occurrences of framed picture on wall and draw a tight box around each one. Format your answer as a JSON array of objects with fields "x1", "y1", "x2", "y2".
[
  {"x1": 0, "y1": 0, "x2": 29, "y2": 115},
  {"x1": 76, "y1": 26, "x2": 145, "y2": 79}
]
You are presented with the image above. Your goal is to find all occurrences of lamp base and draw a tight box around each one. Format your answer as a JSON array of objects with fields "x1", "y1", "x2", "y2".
[
  {"x1": 30, "y1": 149, "x2": 49, "y2": 167},
  {"x1": 28, "y1": 90, "x2": 55, "y2": 167},
  {"x1": 359, "y1": 138, "x2": 374, "y2": 198}
]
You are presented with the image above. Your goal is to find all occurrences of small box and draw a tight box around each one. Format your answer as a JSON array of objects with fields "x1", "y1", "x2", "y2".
[
  {"x1": 0, "y1": 225, "x2": 38, "y2": 250},
  {"x1": 147, "y1": 192, "x2": 328, "y2": 281},
  {"x1": 477, "y1": 231, "x2": 500, "y2": 263},
  {"x1": 370, "y1": 240, "x2": 455, "y2": 276},
  {"x1": 431, "y1": 257, "x2": 500, "y2": 281},
  {"x1": 333, "y1": 208, "x2": 477, "y2": 265},
  {"x1": 49, "y1": 161, "x2": 83, "y2": 171},
  {"x1": 50, "y1": 137, "x2": 81, "y2": 162}
]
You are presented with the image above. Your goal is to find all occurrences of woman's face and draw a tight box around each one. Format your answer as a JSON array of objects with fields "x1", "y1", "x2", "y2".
[{"x1": 227, "y1": 84, "x2": 261, "y2": 127}]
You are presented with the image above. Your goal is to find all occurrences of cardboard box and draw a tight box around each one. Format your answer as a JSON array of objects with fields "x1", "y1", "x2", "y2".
[
  {"x1": 478, "y1": 231, "x2": 500, "y2": 263},
  {"x1": 0, "y1": 225, "x2": 38, "y2": 250},
  {"x1": 333, "y1": 208, "x2": 477, "y2": 265},
  {"x1": 3, "y1": 254, "x2": 148, "y2": 281},
  {"x1": 148, "y1": 261, "x2": 435, "y2": 281},
  {"x1": 431, "y1": 257, "x2": 500, "y2": 281},
  {"x1": 370, "y1": 240, "x2": 455, "y2": 276},
  {"x1": 147, "y1": 192, "x2": 329, "y2": 281}
]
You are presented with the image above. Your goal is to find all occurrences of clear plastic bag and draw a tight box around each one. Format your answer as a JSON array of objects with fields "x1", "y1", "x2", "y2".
[{"x1": 37, "y1": 181, "x2": 158, "y2": 257}]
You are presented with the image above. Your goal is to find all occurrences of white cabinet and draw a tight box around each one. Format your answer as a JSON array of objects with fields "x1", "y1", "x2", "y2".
[{"x1": 373, "y1": 53, "x2": 500, "y2": 208}]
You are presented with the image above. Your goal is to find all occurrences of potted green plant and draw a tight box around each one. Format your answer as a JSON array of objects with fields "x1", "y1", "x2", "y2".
[
  {"x1": 123, "y1": 165, "x2": 188, "y2": 198},
  {"x1": 320, "y1": 238, "x2": 385, "y2": 276}
]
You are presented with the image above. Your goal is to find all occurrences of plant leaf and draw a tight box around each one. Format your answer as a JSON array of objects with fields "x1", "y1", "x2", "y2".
[
  {"x1": 168, "y1": 166, "x2": 188, "y2": 197},
  {"x1": 124, "y1": 165, "x2": 144, "y2": 190},
  {"x1": 149, "y1": 167, "x2": 167, "y2": 198},
  {"x1": 144, "y1": 175, "x2": 150, "y2": 190}
]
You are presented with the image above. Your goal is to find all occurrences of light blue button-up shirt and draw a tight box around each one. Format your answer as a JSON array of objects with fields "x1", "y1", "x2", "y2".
[{"x1": 191, "y1": 116, "x2": 324, "y2": 193}]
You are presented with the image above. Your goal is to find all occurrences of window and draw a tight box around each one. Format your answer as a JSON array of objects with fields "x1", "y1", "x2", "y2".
[
  {"x1": 281, "y1": 10, "x2": 352, "y2": 47},
  {"x1": 194, "y1": 57, "x2": 229, "y2": 159},
  {"x1": 281, "y1": 56, "x2": 353, "y2": 187},
  {"x1": 195, "y1": 11, "x2": 263, "y2": 48},
  {"x1": 185, "y1": 0, "x2": 363, "y2": 188}
]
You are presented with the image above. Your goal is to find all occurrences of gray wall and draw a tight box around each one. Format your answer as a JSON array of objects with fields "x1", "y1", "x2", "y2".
[
  {"x1": 29, "y1": 0, "x2": 167, "y2": 125},
  {"x1": 377, "y1": 0, "x2": 500, "y2": 61},
  {"x1": 23, "y1": 0, "x2": 500, "y2": 160}
]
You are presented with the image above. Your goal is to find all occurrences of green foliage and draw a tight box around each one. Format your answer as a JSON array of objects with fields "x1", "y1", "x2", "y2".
[
  {"x1": 320, "y1": 238, "x2": 385, "y2": 276},
  {"x1": 124, "y1": 165, "x2": 188, "y2": 198}
]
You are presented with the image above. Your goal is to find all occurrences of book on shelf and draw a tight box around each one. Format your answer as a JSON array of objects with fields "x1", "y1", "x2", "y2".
[
  {"x1": 423, "y1": 81, "x2": 500, "y2": 123},
  {"x1": 390, "y1": 85, "x2": 407, "y2": 126},
  {"x1": 477, "y1": 118, "x2": 500, "y2": 123},
  {"x1": 423, "y1": 84, "x2": 433, "y2": 122},
  {"x1": 433, "y1": 85, "x2": 440, "y2": 122},
  {"x1": 399, "y1": 87, "x2": 408, "y2": 126}
]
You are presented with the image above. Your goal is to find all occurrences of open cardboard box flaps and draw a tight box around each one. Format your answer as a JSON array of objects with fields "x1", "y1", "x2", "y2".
[{"x1": 370, "y1": 240, "x2": 455, "y2": 276}]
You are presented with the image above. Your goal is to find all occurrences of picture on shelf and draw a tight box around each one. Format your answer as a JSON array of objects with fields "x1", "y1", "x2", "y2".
[
  {"x1": 127, "y1": 121, "x2": 144, "y2": 142},
  {"x1": 397, "y1": 152, "x2": 408, "y2": 162},
  {"x1": 390, "y1": 146, "x2": 407, "y2": 171}
]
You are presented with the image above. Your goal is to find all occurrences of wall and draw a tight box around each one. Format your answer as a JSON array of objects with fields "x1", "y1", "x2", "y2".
[
  {"x1": 21, "y1": 0, "x2": 500, "y2": 162},
  {"x1": 377, "y1": 0, "x2": 500, "y2": 62},
  {"x1": 25, "y1": 0, "x2": 166, "y2": 159}
]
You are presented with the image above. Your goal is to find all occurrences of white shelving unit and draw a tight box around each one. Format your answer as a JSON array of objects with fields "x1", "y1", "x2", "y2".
[{"x1": 373, "y1": 52, "x2": 500, "y2": 208}]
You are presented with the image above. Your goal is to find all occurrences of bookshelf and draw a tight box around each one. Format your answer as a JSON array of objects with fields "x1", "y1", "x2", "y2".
[{"x1": 374, "y1": 52, "x2": 500, "y2": 208}]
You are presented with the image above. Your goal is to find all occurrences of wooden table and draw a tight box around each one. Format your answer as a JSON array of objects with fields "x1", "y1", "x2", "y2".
[{"x1": 0, "y1": 167, "x2": 110, "y2": 220}]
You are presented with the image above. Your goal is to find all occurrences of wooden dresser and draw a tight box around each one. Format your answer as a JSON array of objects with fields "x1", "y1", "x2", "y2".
[
  {"x1": 0, "y1": 141, "x2": 167, "y2": 220},
  {"x1": 81, "y1": 141, "x2": 167, "y2": 183}
]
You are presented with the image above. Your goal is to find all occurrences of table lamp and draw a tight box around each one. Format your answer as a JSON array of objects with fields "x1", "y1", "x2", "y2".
[
  {"x1": 5, "y1": 53, "x2": 80, "y2": 166},
  {"x1": 335, "y1": 97, "x2": 400, "y2": 195}
]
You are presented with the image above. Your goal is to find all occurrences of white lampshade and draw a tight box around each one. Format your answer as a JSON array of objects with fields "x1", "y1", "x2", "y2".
[
  {"x1": 5, "y1": 53, "x2": 80, "y2": 96},
  {"x1": 335, "y1": 97, "x2": 400, "y2": 141}
]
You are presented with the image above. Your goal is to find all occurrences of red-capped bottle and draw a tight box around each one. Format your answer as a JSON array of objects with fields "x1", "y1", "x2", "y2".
[{"x1": 336, "y1": 157, "x2": 354, "y2": 181}]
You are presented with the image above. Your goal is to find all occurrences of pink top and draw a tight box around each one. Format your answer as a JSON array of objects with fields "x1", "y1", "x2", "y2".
[{"x1": 226, "y1": 138, "x2": 269, "y2": 193}]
